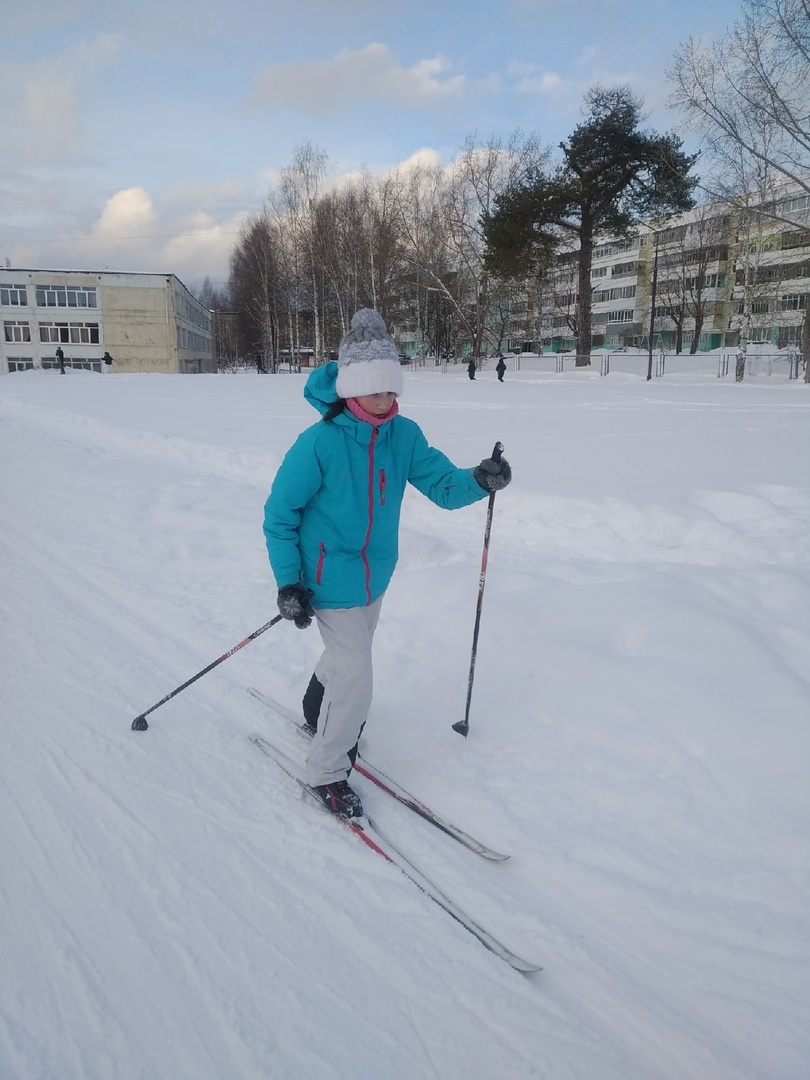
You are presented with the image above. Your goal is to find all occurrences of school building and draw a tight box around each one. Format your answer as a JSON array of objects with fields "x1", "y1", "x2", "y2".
[{"x1": 0, "y1": 269, "x2": 215, "y2": 376}]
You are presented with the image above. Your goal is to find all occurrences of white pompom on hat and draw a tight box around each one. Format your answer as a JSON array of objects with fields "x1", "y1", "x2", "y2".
[{"x1": 335, "y1": 308, "x2": 404, "y2": 399}]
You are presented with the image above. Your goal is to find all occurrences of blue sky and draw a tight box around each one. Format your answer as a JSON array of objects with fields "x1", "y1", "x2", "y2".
[{"x1": 2, "y1": 0, "x2": 744, "y2": 293}]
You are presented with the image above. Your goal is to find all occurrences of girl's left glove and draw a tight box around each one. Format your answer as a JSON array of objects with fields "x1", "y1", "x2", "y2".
[
  {"x1": 474, "y1": 455, "x2": 512, "y2": 492},
  {"x1": 277, "y1": 584, "x2": 315, "y2": 629}
]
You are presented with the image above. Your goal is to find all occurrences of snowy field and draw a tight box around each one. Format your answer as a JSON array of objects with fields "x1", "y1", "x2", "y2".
[{"x1": 1, "y1": 365, "x2": 809, "y2": 1080}]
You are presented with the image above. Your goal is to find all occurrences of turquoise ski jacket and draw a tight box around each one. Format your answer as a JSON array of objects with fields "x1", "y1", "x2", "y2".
[{"x1": 263, "y1": 362, "x2": 488, "y2": 609}]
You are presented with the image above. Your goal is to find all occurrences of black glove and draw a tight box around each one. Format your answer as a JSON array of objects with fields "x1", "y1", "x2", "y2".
[
  {"x1": 277, "y1": 584, "x2": 315, "y2": 629},
  {"x1": 474, "y1": 455, "x2": 512, "y2": 493}
]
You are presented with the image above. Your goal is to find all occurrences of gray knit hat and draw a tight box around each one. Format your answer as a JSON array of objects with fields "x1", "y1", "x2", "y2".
[{"x1": 335, "y1": 308, "x2": 404, "y2": 399}]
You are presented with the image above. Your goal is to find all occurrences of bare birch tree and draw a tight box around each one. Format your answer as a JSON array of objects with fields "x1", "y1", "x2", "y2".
[
  {"x1": 669, "y1": 0, "x2": 810, "y2": 373},
  {"x1": 228, "y1": 211, "x2": 282, "y2": 369},
  {"x1": 390, "y1": 160, "x2": 455, "y2": 356},
  {"x1": 670, "y1": 0, "x2": 810, "y2": 198},
  {"x1": 279, "y1": 143, "x2": 328, "y2": 359},
  {"x1": 442, "y1": 132, "x2": 547, "y2": 359},
  {"x1": 656, "y1": 207, "x2": 729, "y2": 353}
]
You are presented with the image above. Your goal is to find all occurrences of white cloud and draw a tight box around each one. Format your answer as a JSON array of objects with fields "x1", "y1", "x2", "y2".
[
  {"x1": 21, "y1": 76, "x2": 83, "y2": 157},
  {"x1": 92, "y1": 187, "x2": 157, "y2": 239},
  {"x1": 515, "y1": 71, "x2": 567, "y2": 94},
  {"x1": 250, "y1": 43, "x2": 466, "y2": 113},
  {"x1": 159, "y1": 210, "x2": 250, "y2": 288},
  {"x1": 328, "y1": 145, "x2": 444, "y2": 191},
  {"x1": 79, "y1": 188, "x2": 250, "y2": 286},
  {"x1": 0, "y1": 32, "x2": 120, "y2": 166},
  {"x1": 577, "y1": 45, "x2": 601, "y2": 66},
  {"x1": 506, "y1": 61, "x2": 539, "y2": 77},
  {"x1": 393, "y1": 147, "x2": 443, "y2": 172},
  {"x1": 159, "y1": 179, "x2": 252, "y2": 214}
]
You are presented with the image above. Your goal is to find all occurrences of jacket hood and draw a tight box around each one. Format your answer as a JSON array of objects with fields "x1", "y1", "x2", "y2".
[{"x1": 303, "y1": 362, "x2": 340, "y2": 416}]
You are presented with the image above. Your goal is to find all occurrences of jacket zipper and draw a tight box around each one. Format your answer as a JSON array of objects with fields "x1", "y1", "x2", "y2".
[
  {"x1": 379, "y1": 468, "x2": 386, "y2": 505},
  {"x1": 359, "y1": 429, "x2": 378, "y2": 605},
  {"x1": 316, "y1": 541, "x2": 326, "y2": 585}
]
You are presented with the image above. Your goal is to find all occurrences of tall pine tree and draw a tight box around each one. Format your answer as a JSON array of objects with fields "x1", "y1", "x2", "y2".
[{"x1": 483, "y1": 87, "x2": 698, "y2": 361}]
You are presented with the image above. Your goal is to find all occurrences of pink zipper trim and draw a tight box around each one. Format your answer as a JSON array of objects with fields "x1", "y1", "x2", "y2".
[
  {"x1": 379, "y1": 468, "x2": 386, "y2": 505},
  {"x1": 316, "y1": 541, "x2": 325, "y2": 584}
]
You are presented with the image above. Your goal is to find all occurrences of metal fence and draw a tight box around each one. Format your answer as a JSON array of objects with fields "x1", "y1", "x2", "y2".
[{"x1": 407, "y1": 350, "x2": 805, "y2": 381}]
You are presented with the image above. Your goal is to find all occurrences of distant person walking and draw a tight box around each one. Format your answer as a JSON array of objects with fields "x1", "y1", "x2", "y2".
[
  {"x1": 56, "y1": 346, "x2": 65, "y2": 375},
  {"x1": 496, "y1": 356, "x2": 507, "y2": 383},
  {"x1": 102, "y1": 351, "x2": 113, "y2": 368},
  {"x1": 467, "y1": 358, "x2": 477, "y2": 381}
]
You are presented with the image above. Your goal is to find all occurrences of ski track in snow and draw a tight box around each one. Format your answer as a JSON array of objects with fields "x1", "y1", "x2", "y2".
[{"x1": 1, "y1": 371, "x2": 809, "y2": 1079}]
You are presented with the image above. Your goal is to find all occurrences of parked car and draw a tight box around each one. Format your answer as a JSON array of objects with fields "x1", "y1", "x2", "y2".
[{"x1": 398, "y1": 354, "x2": 412, "y2": 365}]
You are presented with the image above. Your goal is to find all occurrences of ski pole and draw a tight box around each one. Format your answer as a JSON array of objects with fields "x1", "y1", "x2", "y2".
[
  {"x1": 453, "y1": 441, "x2": 503, "y2": 738},
  {"x1": 131, "y1": 615, "x2": 283, "y2": 731}
]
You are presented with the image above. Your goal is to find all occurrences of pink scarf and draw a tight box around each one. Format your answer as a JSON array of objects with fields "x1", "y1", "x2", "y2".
[{"x1": 346, "y1": 397, "x2": 400, "y2": 428}]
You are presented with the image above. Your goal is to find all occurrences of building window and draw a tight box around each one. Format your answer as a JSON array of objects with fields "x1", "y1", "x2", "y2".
[
  {"x1": 594, "y1": 285, "x2": 636, "y2": 303},
  {"x1": 40, "y1": 323, "x2": 69, "y2": 343},
  {"x1": 39, "y1": 321, "x2": 100, "y2": 344},
  {"x1": 781, "y1": 262, "x2": 810, "y2": 280},
  {"x1": 35, "y1": 285, "x2": 98, "y2": 308},
  {"x1": 781, "y1": 229, "x2": 810, "y2": 250},
  {"x1": 684, "y1": 272, "x2": 725, "y2": 290},
  {"x1": 1, "y1": 284, "x2": 28, "y2": 306},
  {"x1": 7, "y1": 357, "x2": 35, "y2": 371},
  {"x1": 4, "y1": 320, "x2": 31, "y2": 342},
  {"x1": 41, "y1": 356, "x2": 102, "y2": 372},
  {"x1": 778, "y1": 324, "x2": 802, "y2": 343},
  {"x1": 607, "y1": 309, "x2": 635, "y2": 324},
  {"x1": 593, "y1": 238, "x2": 638, "y2": 260},
  {"x1": 783, "y1": 195, "x2": 810, "y2": 214},
  {"x1": 778, "y1": 294, "x2": 806, "y2": 310}
]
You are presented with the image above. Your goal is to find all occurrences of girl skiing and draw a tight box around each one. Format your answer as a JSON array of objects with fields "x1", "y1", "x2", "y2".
[{"x1": 263, "y1": 308, "x2": 511, "y2": 817}]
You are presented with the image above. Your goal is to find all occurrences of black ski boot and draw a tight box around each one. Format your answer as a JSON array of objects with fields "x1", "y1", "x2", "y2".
[{"x1": 312, "y1": 779, "x2": 364, "y2": 819}]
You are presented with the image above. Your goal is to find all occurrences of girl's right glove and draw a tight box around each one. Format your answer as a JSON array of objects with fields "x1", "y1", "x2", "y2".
[
  {"x1": 277, "y1": 584, "x2": 315, "y2": 629},
  {"x1": 474, "y1": 455, "x2": 512, "y2": 492}
]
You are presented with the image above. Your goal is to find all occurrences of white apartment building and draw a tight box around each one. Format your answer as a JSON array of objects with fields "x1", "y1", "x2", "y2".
[
  {"x1": 0, "y1": 269, "x2": 215, "y2": 376},
  {"x1": 532, "y1": 184, "x2": 810, "y2": 354},
  {"x1": 540, "y1": 224, "x2": 731, "y2": 353},
  {"x1": 729, "y1": 191, "x2": 810, "y2": 348}
]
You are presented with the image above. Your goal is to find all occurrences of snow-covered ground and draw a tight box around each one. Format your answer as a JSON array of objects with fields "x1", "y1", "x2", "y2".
[{"x1": 1, "y1": 365, "x2": 808, "y2": 1080}]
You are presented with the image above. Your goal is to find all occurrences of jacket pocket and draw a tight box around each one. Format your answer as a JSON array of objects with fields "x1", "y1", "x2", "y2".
[
  {"x1": 378, "y1": 469, "x2": 387, "y2": 505},
  {"x1": 316, "y1": 541, "x2": 326, "y2": 585}
]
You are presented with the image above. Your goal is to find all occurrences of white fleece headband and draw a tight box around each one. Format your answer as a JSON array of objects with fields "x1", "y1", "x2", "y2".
[{"x1": 335, "y1": 308, "x2": 404, "y2": 399}]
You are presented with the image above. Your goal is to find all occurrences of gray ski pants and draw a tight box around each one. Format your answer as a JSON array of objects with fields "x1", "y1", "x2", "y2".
[{"x1": 305, "y1": 596, "x2": 384, "y2": 787}]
